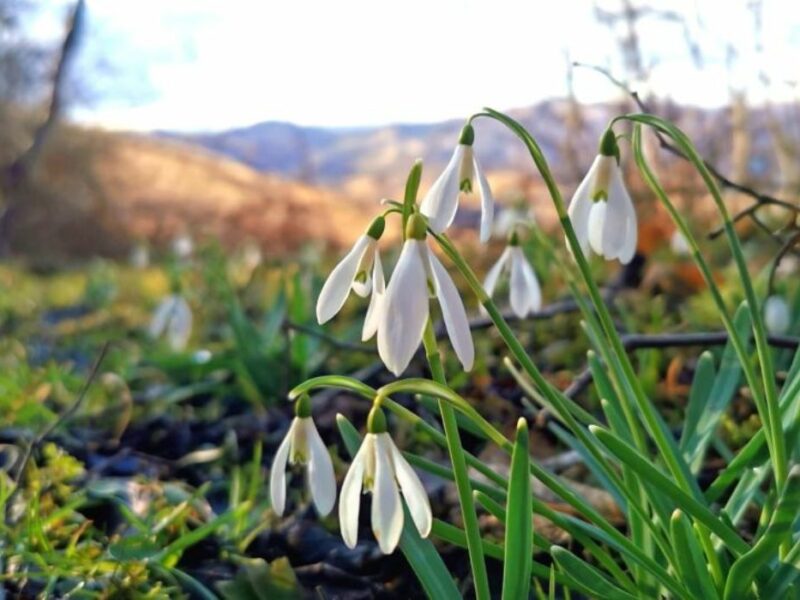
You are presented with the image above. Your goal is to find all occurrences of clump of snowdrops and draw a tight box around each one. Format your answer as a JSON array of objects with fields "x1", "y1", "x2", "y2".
[{"x1": 272, "y1": 108, "x2": 800, "y2": 600}]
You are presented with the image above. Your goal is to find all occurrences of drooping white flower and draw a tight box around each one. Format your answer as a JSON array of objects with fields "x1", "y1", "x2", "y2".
[
  {"x1": 317, "y1": 217, "x2": 385, "y2": 325},
  {"x1": 764, "y1": 295, "x2": 791, "y2": 335},
  {"x1": 270, "y1": 397, "x2": 336, "y2": 517},
  {"x1": 149, "y1": 294, "x2": 193, "y2": 350},
  {"x1": 567, "y1": 130, "x2": 637, "y2": 264},
  {"x1": 420, "y1": 124, "x2": 495, "y2": 242},
  {"x1": 483, "y1": 235, "x2": 542, "y2": 318},
  {"x1": 339, "y1": 407, "x2": 432, "y2": 554},
  {"x1": 377, "y1": 214, "x2": 474, "y2": 376}
]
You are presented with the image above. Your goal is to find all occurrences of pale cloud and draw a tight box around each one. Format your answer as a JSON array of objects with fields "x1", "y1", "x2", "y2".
[{"x1": 54, "y1": 0, "x2": 800, "y2": 131}]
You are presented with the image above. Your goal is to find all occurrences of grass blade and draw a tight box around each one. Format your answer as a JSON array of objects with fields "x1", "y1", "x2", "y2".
[{"x1": 501, "y1": 418, "x2": 533, "y2": 600}]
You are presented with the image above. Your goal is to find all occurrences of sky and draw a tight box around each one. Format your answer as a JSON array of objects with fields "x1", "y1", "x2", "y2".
[{"x1": 28, "y1": 0, "x2": 800, "y2": 132}]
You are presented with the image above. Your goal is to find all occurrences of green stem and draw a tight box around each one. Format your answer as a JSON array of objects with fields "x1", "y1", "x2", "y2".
[
  {"x1": 471, "y1": 108, "x2": 701, "y2": 501},
  {"x1": 422, "y1": 320, "x2": 490, "y2": 600},
  {"x1": 619, "y1": 113, "x2": 788, "y2": 494}
]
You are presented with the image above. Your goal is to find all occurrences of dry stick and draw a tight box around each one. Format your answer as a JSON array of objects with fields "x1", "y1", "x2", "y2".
[
  {"x1": 6, "y1": 341, "x2": 110, "y2": 513},
  {"x1": 565, "y1": 331, "x2": 799, "y2": 399},
  {"x1": 574, "y1": 61, "x2": 800, "y2": 246}
]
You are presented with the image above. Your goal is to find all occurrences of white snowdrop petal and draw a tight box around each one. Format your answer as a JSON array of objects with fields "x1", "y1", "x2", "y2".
[
  {"x1": 389, "y1": 439, "x2": 432, "y2": 538},
  {"x1": 587, "y1": 202, "x2": 607, "y2": 257},
  {"x1": 520, "y1": 253, "x2": 542, "y2": 313},
  {"x1": 765, "y1": 296, "x2": 791, "y2": 334},
  {"x1": 428, "y1": 250, "x2": 474, "y2": 372},
  {"x1": 361, "y1": 253, "x2": 385, "y2": 342},
  {"x1": 483, "y1": 246, "x2": 512, "y2": 300},
  {"x1": 474, "y1": 155, "x2": 495, "y2": 243},
  {"x1": 303, "y1": 418, "x2": 337, "y2": 517},
  {"x1": 568, "y1": 156, "x2": 603, "y2": 254},
  {"x1": 316, "y1": 235, "x2": 372, "y2": 324},
  {"x1": 420, "y1": 146, "x2": 465, "y2": 233},
  {"x1": 167, "y1": 297, "x2": 193, "y2": 351},
  {"x1": 610, "y1": 167, "x2": 638, "y2": 264},
  {"x1": 509, "y1": 248, "x2": 535, "y2": 318},
  {"x1": 372, "y1": 435, "x2": 404, "y2": 554},
  {"x1": 149, "y1": 295, "x2": 176, "y2": 339},
  {"x1": 377, "y1": 241, "x2": 429, "y2": 376},
  {"x1": 269, "y1": 418, "x2": 297, "y2": 517},
  {"x1": 339, "y1": 435, "x2": 370, "y2": 548}
]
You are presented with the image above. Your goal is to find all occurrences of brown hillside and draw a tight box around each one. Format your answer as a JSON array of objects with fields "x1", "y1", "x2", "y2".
[{"x1": 2, "y1": 120, "x2": 376, "y2": 262}]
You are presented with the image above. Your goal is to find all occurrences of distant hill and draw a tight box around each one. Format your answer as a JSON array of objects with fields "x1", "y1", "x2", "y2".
[{"x1": 1, "y1": 114, "x2": 377, "y2": 262}]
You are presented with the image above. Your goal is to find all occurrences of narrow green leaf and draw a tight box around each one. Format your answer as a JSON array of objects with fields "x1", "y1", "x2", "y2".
[
  {"x1": 669, "y1": 510, "x2": 719, "y2": 600},
  {"x1": 501, "y1": 418, "x2": 533, "y2": 600},
  {"x1": 551, "y1": 547, "x2": 638, "y2": 600},
  {"x1": 724, "y1": 466, "x2": 800, "y2": 600},
  {"x1": 590, "y1": 425, "x2": 749, "y2": 555},
  {"x1": 336, "y1": 414, "x2": 460, "y2": 600}
]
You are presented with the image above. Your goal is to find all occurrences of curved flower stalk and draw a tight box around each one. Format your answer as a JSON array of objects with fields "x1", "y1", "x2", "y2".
[
  {"x1": 764, "y1": 295, "x2": 791, "y2": 334},
  {"x1": 316, "y1": 216, "x2": 386, "y2": 327},
  {"x1": 377, "y1": 214, "x2": 474, "y2": 376},
  {"x1": 149, "y1": 294, "x2": 193, "y2": 351},
  {"x1": 339, "y1": 406, "x2": 432, "y2": 554},
  {"x1": 420, "y1": 124, "x2": 495, "y2": 242},
  {"x1": 483, "y1": 231, "x2": 542, "y2": 318},
  {"x1": 567, "y1": 130, "x2": 637, "y2": 264},
  {"x1": 270, "y1": 395, "x2": 336, "y2": 517}
]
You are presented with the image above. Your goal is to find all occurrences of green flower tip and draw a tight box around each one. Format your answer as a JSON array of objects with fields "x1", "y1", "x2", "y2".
[
  {"x1": 367, "y1": 404, "x2": 387, "y2": 434},
  {"x1": 458, "y1": 123, "x2": 475, "y2": 146},
  {"x1": 588, "y1": 424, "x2": 602, "y2": 435},
  {"x1": 405, "y1": 212, "x2": 428, "y2": 241},
  {"x1": 508, "y1": 230, "x2": 520, "y2": 246},
  {"x1": 598, "y1": 128, "x2": 620, "y2": 162},
  {"x1": 294, "y1": 393, "x2": 312, "y2": 418},
  {"x1": 670, "y1": 509, "x2": 684, "y2": 523},
  {"x1": 366, "y1": 216, "x2": 386, "y2": 240}
]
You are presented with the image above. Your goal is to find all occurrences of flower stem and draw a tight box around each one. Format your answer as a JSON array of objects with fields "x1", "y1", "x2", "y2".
[
  {"x1": 421, "y1": 319, "x2": 490, "y2": 600},
  {"x1": 472, "y1": 108, "x2": 701, "y2": 501}
]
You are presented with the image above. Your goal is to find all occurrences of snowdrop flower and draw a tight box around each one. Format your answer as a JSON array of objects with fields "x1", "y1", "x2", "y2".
[
  {"x1": 149, "y1": 294, "x2": 192, "y2": 350},
  {"x1": 377, "y1": 214, "x2": 474, "y2": 376},
  {"x1": 270, "y1": 395, "x2": 336, "y2": 517},
  {"x1": 317, "y1": 217, "x2": 385, "y2": 329},
  {"x1": 171, "y1": 234, "x2": 194, "y2": 260},
  {"x1": 420, "y1": 124, "x2": 495, "y2": 242},
  {"x1": 483, "y1": 232, "x2": 542, "y2": 318},
  {"x1": 764, "y1": 295, "x2": 791, "y2": 334},
  {"x1": 567, "y1": 130, "x2": 637, "y2": 264},
  {"x1": 129, "y1": 243, "x2": 150, "y2": 269},
  {"x1": 339, "y1": 406, "x2": 432, "y2": 554}
]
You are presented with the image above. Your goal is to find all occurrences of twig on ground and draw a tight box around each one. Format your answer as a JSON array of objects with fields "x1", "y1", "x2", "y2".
[{"x1": 565, "y1": 330, "x2": 800, "y2": 399}]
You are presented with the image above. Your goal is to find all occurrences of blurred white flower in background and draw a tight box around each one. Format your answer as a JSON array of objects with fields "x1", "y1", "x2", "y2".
[
  {"x1": 483, "y1": 236, "x2": 542, "y2": 318},
  {"x1": 171, "y1": 234, "x2": 194, "y2": 260},
  {"x1": 149, "y1": 294, "x2": 193, "y2": 350},
  {"x1": 670, "y1": 230, "x2": 691, "y2": 256},
  {"x1": 764, "y1": 295, "x2": 791, "y2": 334}
]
